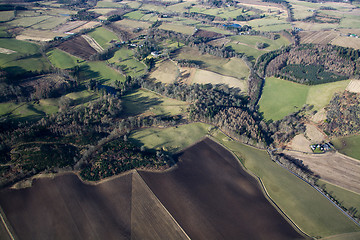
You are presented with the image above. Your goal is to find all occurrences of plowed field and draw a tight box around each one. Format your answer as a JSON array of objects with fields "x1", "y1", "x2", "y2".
[{"x1": 57, "y1": 36, "x2": 97, "y2": 60}]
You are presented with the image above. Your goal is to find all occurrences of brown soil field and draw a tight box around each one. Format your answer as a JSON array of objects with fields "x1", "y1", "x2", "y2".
[
  {"x1": 331, "y1": 36, "x2": 360, "y2": 49},
  {"x1": 299, "y1": 31, "x2": 338, "y2": 45},
  {"x1": 346, "y1": 80, "x2": 360, "y2": 93},
  {"x1": 70, "y1": 21, "x2": 101, "y2": 34},
  {"x1": 57, "y1": 36, "x2": 97, "y2": 60},
  {"x1": 207, "y1": 37, "x2": 231, "y2": 47},
  {"x1": 54, "y1": 21, "x2": 87, "y2": 33},
  {"x1": 305, "y1": 123, "x2": 327, "y2": 143},
  {"x1": 139, "y1": 138, "x2": 305, "y2": 240},
  {"x1": 0, "y1": 138, "x2": 305, "y2": 240},
  {"x1": 283, "y1": 150, "x2": 360, "y2": 194},
  {"x1": 193, "y1": 29, "x2": 222, "y2": 39},
  {"x1": 150, "y1": 60, "x2": 179, "y2": 84},
  {"x1": 0, "y1": 172, "x2": 132, "y2": 240}
]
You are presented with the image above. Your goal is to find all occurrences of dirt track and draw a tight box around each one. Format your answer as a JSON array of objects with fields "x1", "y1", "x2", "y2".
[{"x1": 284, "y1": 150, "x2": 360, "y2": 194}]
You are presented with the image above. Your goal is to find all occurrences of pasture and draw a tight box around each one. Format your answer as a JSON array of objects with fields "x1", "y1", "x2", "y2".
[
  {"x1": 332, "y1": 135, "x2": 360, "y2": 161},
  {"x1": 212, "y1": 131, "x2": 360, "y2": 238},
  {"x1": 47, "y1": 49, "x2": 80, "y2": 69},
  {"x1": 259, "y1": 77, "x2": 350, "y2": 121},
  {"x1": 114, "y1": 19, "x2": 151, "y2": 29},
  {"x1": 129, "y1": 123, "x2": 210, "y2": 152},
  {"x1": 108, "y1": 48, "x2": 147, "y2": 77},
  {"x1": 122, "y1": 88, "x2": 189, "y2": 118},
  {"x1": 150, "y1": 60, "x2": 179, "y2": 84},
  {"x1": 176, "y1": 47, "x2": 249, "y2": 80},
  {"x1": 159, "y1": 23, "x2": 195, "y2": 35},
  {"x1": 7, "y1": 15, "x2": 50, "y2": 28},
  {"x1": 0, "y1": 11, "x2": 14, "y2": 22},
  {"x1": 88, "y1": 27, "x2": 118, "y2": 48}
]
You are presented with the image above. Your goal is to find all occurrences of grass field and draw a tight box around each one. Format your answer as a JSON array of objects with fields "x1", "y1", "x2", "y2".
[
  {"x1": 32, "y1": 16, "x2": 67, "y2": 30},
  {"x1": 150, "y1": 59, "x2": 179, "y2": 84},
  {"x1": 318, "y1": 180, "x2": 360, "y2": 219},
  {"x1": 88, "y1": 27, "x2": 118, "y2": 48},
  {"x1": 85, "y1": 61, "x2": 124, "y2": 85},
  {"x1": 129, "y1": 122, "x2": 210, "y2": 152},
  {"x1": 159, "y1": 23, "x2": 195, "y2": 35},
  {"x1": 114, "y1": 19, "x2": 151, "y2": 29},
  {"x1": 122, "y1": 88, "x2": 189, "y2": 118},
  {"x1": 108, "y1": 47, "x2": 147, "y2": 77},
  {"x1": 0, "y1": 99, "x2": 59, "y2": 122},
  {"x1": 47, "y1": 48, "x2": 80, "y2": 69},
  {"x1": 176, "y1": 47, "x2": 249, "y2": 80},
  {"x1": 259, "y1": 77, "x2": 350, "y2": 121},
  {"x1": 331, "y1": 135, "x2": 360, "y2": 161},
  {"x1": 96, "y1": 0, "x2": 123, "y2": 8},
  {"x1": 124, "y1": 11, "x2": 145, "y2": 20},
  {"x1": 65, "y1": 90, "x2": 99, "y2": 107},
  {"x1": 0, "y1": 11, "x2": 14, "y2": 22},
  {"x1": 8, "y1": 15, "x2": 51, "y2": 28},
  {"x1": 212, "y1": 131, "x2": 360, "y2": 238}
]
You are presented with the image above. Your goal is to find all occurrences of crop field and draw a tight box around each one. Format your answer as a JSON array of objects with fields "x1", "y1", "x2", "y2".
[
  {"x1": 299, "y1": 31, "x2": 338, "y2": 45},
  {"x1": 150, "y1": 60, "x2": 179, "y2": 84},
  {"x1": 331, "y1": 36, "x2": 360, "y2": 50},
  {"x1": 47, "y1": 49, "x2": 80, "y2": 69},
  {"x1": 122, "y1": 88, "x2": 189, "y2": 118},
  {"x1": 159, "y1": 23, "x2": 195, "y2": 35},
  {"x1": 16, "y1": 29, "x2": 65, "y2": 42},
  {"x1": 129, "y1": 123, "x2": 210, "y2": 152},
  {"x1": 332, "y1": 135, "x2": 360, "y2": 161},
  {"x1": 88, "y1": 27, "x2": 118, "y2": 48},
  {"x1": 0, "y1": 11, "x2": 14, "y2": 22},
  {"x1": 0, "y1": 173, "x2": 133, "y2": 240},
  {"x1": 259, "y1": 77, "x2": 350, "y2": 121},
  {"x1": 139, "y1": 138, "x2": 304, "y2": 239},
  {"x1": 318, "y1": 180, "x2": 360, "y2": 219},
  {"x1": 191, "y1": 69, "x2": 247, "y2": 91},
  {"x1": 212, "y1": 131, "x2": 360, "y2": 238},
  {"x1": 113, "y1": 19, "x2": 151, "y2": 30},
  {"x1": 108, "y1": 48, "x2": 147, "y2": 77},
  {"x1": 176, "y1": 47, "x2": 249, "y2": 80},
  {"x1": 57, "y1": 36, "x2": 97, "y2": 60},
  {"x1": 284, "y1": 150, "x2": 360, "y2": 194}
]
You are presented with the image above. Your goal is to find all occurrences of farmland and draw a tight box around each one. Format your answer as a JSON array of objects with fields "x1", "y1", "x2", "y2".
[
  {"x1": 139, "y1": 138, "x2": 305, "y2": 239},
  {"x1": 122, "y1": 88, "x2": 188, "y2": 117},
  {"x1": 212, "y1": 131, "x2": 360, "y2": 237},
  {"x1": 57, "y1": 36, "x2": 97, "y2": 60},
  {"x1": 129, "y1": 123, "x2": 210, "y2": 153},
  {"x1": 259, "y1": 77, "x2": 350, "y2": 121},
  {"x1": 47, "y1": 49, "x2": 80, "y2": 69},
  {"x1": 332, "y1": 135, "x2": 360, "y2": 161},
  {"x1": 88, "y1": 27, "x2": 119, "y2": 48},
  {"x1": 150, "y1": 60, "x2": 179, "y2": 84},
  {"x1": 108, "y1": 47, "x2": 147, "y2": 77}
]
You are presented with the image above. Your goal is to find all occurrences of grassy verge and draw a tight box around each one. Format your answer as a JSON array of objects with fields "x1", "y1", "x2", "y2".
[{"x1": 212, "y1": 130, "x2": 360, "y2": 238}]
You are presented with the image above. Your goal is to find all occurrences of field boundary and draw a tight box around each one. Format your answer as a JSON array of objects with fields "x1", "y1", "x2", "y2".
[
  {"x1": 207, "y1": 136, "x2": 311, "y2": 239},
  {"x1": 134, "y1": 171, "x2": 191, "y2": 240},
  {"x1": 0, "y1": 205, "x2": 16, "y2": 240}
]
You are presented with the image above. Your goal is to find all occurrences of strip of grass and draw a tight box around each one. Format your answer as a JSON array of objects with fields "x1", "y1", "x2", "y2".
[
  {"x1": 259, "y1": 77, "x2": 349, "y2": 121},
  {"x1": 129, "y1": 122, "x2": 211, "y2": 152},
  {"x1": 318, "y1": 179, "x2": 360, "y2": 219},
  {"x1": 122, "y1": 88, "x2": 189, "y2": 117},
  {"x1": 212, "y1": 131, "x2": 360, "y2": 238},
  {"x1": 331, "y1": 135, "x2": 360, "y2": 161},
  {"x1": 88, "y1": 27, "x2": 119, "y2": 48}
]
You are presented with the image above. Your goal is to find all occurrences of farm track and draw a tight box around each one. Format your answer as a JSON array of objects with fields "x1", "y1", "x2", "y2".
[{"x1": 82, "y1": 35, "x2": 104, "y2": 52}]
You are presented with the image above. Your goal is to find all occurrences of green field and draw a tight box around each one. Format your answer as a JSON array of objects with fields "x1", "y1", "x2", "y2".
[
  {"x1": 176, "y1": 47, "x2": 249, "y2": 80},
  {"x1": 47, "y1": 48, "x2": 80, "y2": 69},
  {"x1": 122, "y1": 88, "x2": 189, "y2": 117},
  {"x1": 212, "y1": 131, "x2": 360, "y2": 238},
  {"x1": 129, "y1": 122, "x2": 211, "y2": 152},
  {"x1": 32, "y1": 16, "x2": 67, "y2": 30},
  {"x1": 8, "y1": 15, "x2": 51, "y2": 27},
  {"x1": 159, "y1": 23, "x2": 195, "y2": 35},
  {"x1": 65, "y1": 90, "x2": 99, "y2": 107},
  {"x1": 259, "y1": 77, "x2": 350, "y2": 121},
  {"x1": 124, "y1": 10, "x2": 145, "y2": 20},
  {"x1": 318, "y1": 180, "x2": 360, "y2": 219},
  {"x1": 84, "y1": 61, "x2": 124, "y2": 85},
  {"x1": 0, "y1": 99, "x2": 59, "y2": 122},
  {"x1": 0, "y1": 11, "x2": 14, "y2": 22},
  {"x1": 331, "y1": 135, "x2": 360, "y2": 161},
  {"x1": 88, "y1": 27, "x2": 119, "y2": 48},
  {"x1": 96, "y1": 1, "x2": 123, "y2": 8},
  {"x1": 108, "y1": 47, "x2": 147, "y2": 77}
]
